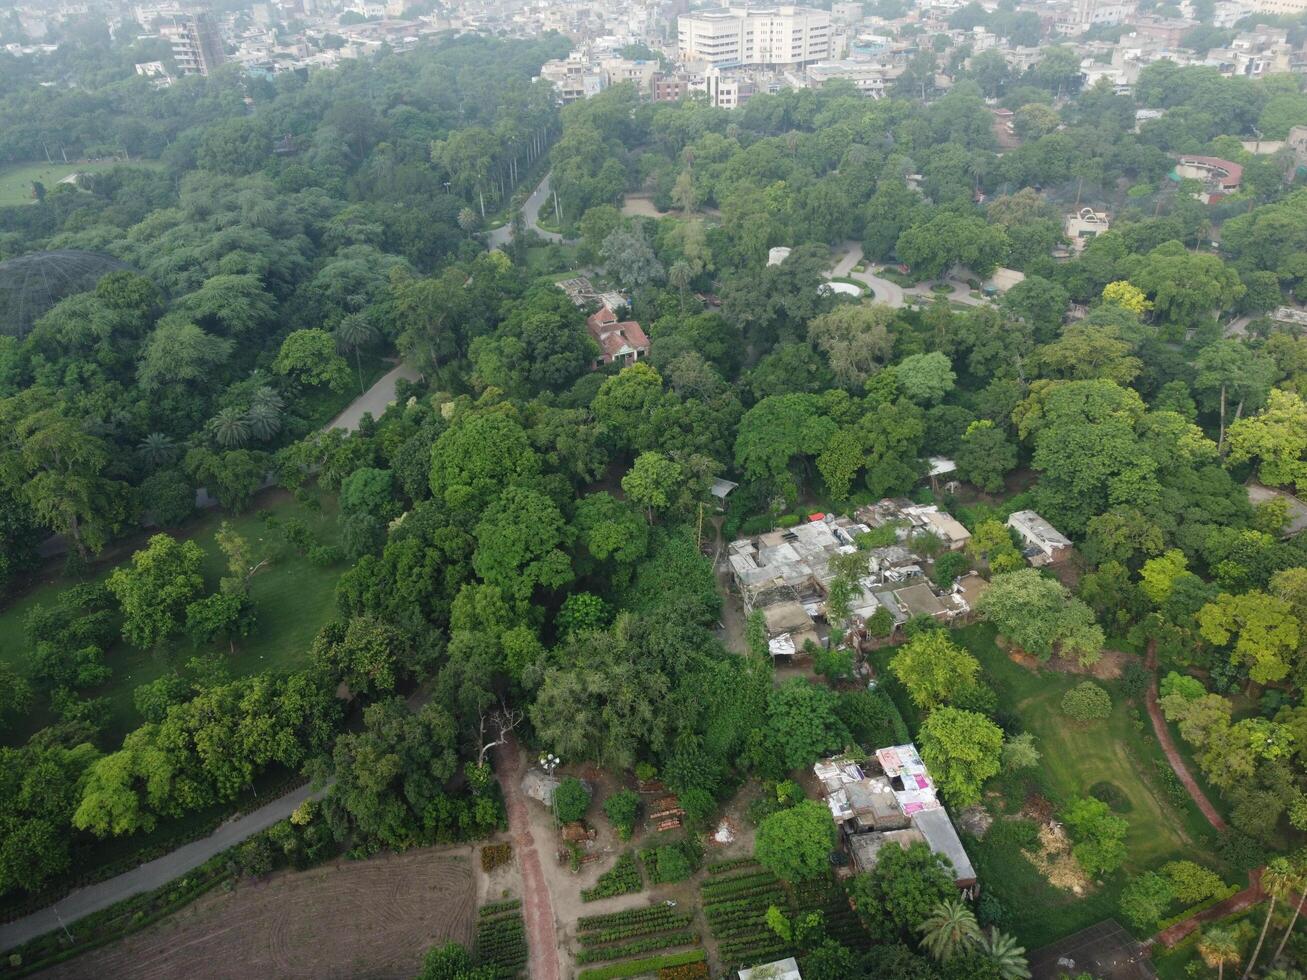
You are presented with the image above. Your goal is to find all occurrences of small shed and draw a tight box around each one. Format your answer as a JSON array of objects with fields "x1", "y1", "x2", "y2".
[{"x1": 740, "y1": 956, "x2": 803, "y2": 980}]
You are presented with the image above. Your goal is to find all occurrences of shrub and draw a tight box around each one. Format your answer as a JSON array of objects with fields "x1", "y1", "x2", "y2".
[
  {"x1": 604, "y1": 790, "x2": 640, "y2": 840},
  {"x1": 1161, "y1": 860, "x2": 1226, "y2": 905},
  {"x1": 1120, "y1": 661, "x2": 1150, "y2": 701},
  {"x1": 681, "y1": 788, "x2": 716, "y2": 828},
  {"x1": 643, "y1": 842, "x2": 698, "y2": 884},
  {"x1": 582, "y1": 852, "x2": 643, "y2": 902},
  {"x1": 835, "y1": 689, "x2": 910, "y2": 748},
  {"x1": 1060, "y1": 796, "x2": 1127, "y2": 876},
  {"x1": 555, "y1": 777, "x2": 592, "y2": 824},
  {"x1": 1061, "y1": 682, "x2": 1112, "y2": 721},
  {"x1": 481, "y1": 843, "x2": 512, "y2": 873},
  {"x1": 1089, "y1": 781, "x2": 1132, "y2": 813},
  {"x1": 1119, "y1": 871, "x2": 1174, "y2": 930}
]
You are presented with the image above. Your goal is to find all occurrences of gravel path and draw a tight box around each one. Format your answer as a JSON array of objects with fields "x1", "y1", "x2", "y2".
[
  {"x1": 495, "y1": 737, "x2": 560, "y2": 980},
  {"x1": 0, "y1": 783, "x2": 326, "y2": 952}
]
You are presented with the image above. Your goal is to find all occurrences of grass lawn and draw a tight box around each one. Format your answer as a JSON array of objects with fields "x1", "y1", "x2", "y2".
[
  {"x1": 524, "y1": 243, "x2": 581, "y2": 276},
  {"x1": 870, "y1": 623, "x2": 1233, "y2": 949},
  {"x1": 0, "y1": 159, "x2": 164, "y2": 206},
  {"x1": 0, "y1": 489, "x2": 344, "y2": 747}
]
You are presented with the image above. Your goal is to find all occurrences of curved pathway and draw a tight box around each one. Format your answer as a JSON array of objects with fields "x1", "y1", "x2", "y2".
[
  {"x1": 487, "y1": 172, "x2": 578, "y2": 250},
  {"x1": 1143, "y1": 642, "x2": 1227, "y2": 833},
  {"x1": 324, "y1": 360, "x2": 420, "y2": 433},
  {"x1": 828, "y1": 242, "x2": 987, "y2": 310},
  {"x1": 0, "y1": 782, "x2": 327, "y2": 952}
]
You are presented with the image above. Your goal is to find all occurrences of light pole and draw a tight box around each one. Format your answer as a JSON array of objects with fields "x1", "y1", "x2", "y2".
[{"x1": 539, "y1": 753, "x2": 560, "y2": 777}]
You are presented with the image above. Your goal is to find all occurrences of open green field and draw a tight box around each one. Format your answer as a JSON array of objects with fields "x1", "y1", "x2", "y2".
[
  {"x1": 0, "y1": 159, "x2": 164, "y2": 206},
  {"x1": 871, "y1": 623, "x2": 1233, "y2": 949},
  {"x1": 0, "y1": 489, "x2": 344, "y2": 747}
]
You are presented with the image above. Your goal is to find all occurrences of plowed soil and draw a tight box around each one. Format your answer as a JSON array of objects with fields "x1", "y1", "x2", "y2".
[{"x1": 38, "y1": 849, "x2": 475, "y2": 980}]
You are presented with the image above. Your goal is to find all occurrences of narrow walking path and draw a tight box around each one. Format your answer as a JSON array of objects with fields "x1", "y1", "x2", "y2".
[
  {"x1": 1155, "y1": 870, "x2": 1264, "y2": 947},
  {"x1": 1143, "y1": 642, "x2": 1227, "y2": 832},
  {"x1": 495, "y1": 737, "x2": 561, "y2": 980},
  {"x1": 0, "y1": 782, "x2": 327, "y2": 952},
  {"x1": 487, "y1": 172, "x2": 578, "y2": 250}
]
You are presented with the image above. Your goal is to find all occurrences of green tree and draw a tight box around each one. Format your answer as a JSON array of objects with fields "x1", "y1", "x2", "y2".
[
  {"x1": 1197, "y1": 590, "x2": 1300, "y2": 685},
  {"x1": 335, "y1": 312, "x2": 378, "y2": 395},
  {"x1": 848, "y1": 841, "x2": 956, "y2": 940},
  {"x1": 755, "y1": 799, "x2": 836, "y2": 883},
  {"x1": 553, "y1": 777, "x2": 590, "y2": 823},
  {"x1": 895, "y1": 352, "x2": 957, "y2": 405},
  {"x1": 273, "y1": 329, "x2": 352, "y2": 391},
  {"x1": 1197, "y1": 926, "x2": 1240, "y2": 980},
  {"x1": 621, "y1": 452, "x2": 684, "y2": 523},
  {"x1": 1060, "y1": 795, "x2": 1127, "y2": 876},
  {"x1": 473, "y1": 486, "x2": 572, "y2": 600},
  {"x1": 976, "y1": 927, "x2": 1031, "y2": 980},
  {"x1": 1119, "y1": 872, "x2": 1174, "y2": 930},
  {"x1": 107, "y1": 534, "x2": 206, "y2": 649},
  {"x1": 956, "y1": 420, "x2": 1016, "y2": 493},
  {"x1": 918, "y1": 707, "x2": 1003, "y2": 806},
  {"x1": 760, "y1": 679, "x2": 850, "y2": 774},
  {"x1": 889, "y1": 631, "x2": 981, "y2": 709},
  {"x1": 977, "y1": 569, "x2": 1104, "y2": 665},
  {"x1": 603, "y1": 789, "x2": 640, "y2": 840}
]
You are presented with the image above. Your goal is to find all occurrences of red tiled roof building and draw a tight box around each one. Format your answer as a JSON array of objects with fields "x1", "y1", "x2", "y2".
[{"x1": 586, "y1": 306, "x2": 650, "y2": 368}]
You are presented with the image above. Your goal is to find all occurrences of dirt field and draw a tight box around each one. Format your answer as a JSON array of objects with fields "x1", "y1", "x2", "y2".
[{"x1": 39, "y1": 848, "x2": 476, "y2": 980}]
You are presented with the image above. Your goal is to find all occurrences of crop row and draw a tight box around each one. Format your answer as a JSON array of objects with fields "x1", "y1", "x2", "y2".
[
  {"x1": 476, "y1": 908, "x2": 528, "y2": 977},
  {"x1": 582, "y1": 853, "x2": 643, "y2": 902},
  {"x1": 578, "y1": 911, "x2": 693, "y2": 946},
  {"x1": 578, "y1": 904, "x2": 684, "y2": 932},
  {"x1": 703, "y1": 883, "x2": 785, "y2": 907},
  {"x1": 479, "y1": 898, "x2": 522, "y2": 918},
  {"x1": 719, "y1": 936, "x2": 791, "y2": 966},
  {"x1": 699, "y1": 870, "x2": 778, "y2": 896},
  {"x1": 705, "y1": 858, "x2": 758, "y2": 876},
  {"x1": 575, "y1": 930, "x2": 699, "y2": 964},
  {"x1": 575, "y1": 949, "x2": 706, "y2": 980}
]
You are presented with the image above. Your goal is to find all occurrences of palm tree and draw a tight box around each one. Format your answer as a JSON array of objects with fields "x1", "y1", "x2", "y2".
[
  {"x1": 1201, "y1": 926, "x2": 1241, "y2": 980},
  {"x1": 137, "y1": 431, "x2": 177, "y2": 468},
  {"x1": 247, "y1": 399, "x2": 286, "y2": 444},
  {"x1": 457, "y1": 207, "x2": 479, "y2": 235},
  {"x1": 1246, "y1": 859, "x2": 1296, "y2": 979},
  {"x1": 977, "y1": 927, "x2": 1030, "y2": 980},
  {"x1": 669, "y1": 260, "x2": 692, "y2": 312},
  {"x1": 334, "y1": 313, "x2": 377, "y2": 394},
  {"x1": 1273, "y1": 850, "x2": 1307, "y2": 963},
  {"x1": 918, "y1": 898, "x2": 982, "y2": 962},
  {"x1": 208, "y1": 407, "x2": 251, "y2": 449}
]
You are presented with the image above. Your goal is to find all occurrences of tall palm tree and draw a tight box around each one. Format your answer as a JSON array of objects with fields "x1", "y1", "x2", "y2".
[
  {"x1": 137, "y1": 431, "x2": 176, "y2": 468},
  {"x1": 208, "y1": 407, "x2": 251, "y2": 449},
  {"x1": 1273, "y1": 850, "x2": 1307, "y2": 963},
  {"x1": 246, "y1": 386, "x2": 284, "y2": 442},
  {"x1": 457, "y1": 207, "x2": 479, "y2": 236},
  {"x1": 334, "y1": 313, "x2": 377, "y2": 395},
  {"x1": 918, "y1": 898, "x2": 982, "y2": 962},
  {"x1": 1201, "y1": 926, "x2": 1241, "y2": 980},
  {"x1": 977, "y1": 927, "x2": 1031, "y2": 980},
  {"x1": 668, "y1": 260, "x2": 692, "y2": 312},
  {"x1": 1247, "y1": 859, "x2": 1296, "y2": 979}
]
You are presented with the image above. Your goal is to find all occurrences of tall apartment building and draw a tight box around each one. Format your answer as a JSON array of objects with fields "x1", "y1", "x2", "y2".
[
  {"x1": 678, "y1": 6, "x2": 832, "y2": 68},
  {"x1": 162, "y1": 13, "x2": 225, "y2": 76}
]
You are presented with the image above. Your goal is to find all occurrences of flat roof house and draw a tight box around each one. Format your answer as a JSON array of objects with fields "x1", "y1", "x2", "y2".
[{"x1": 1006, "y1": 510, "x2": 1072, "y2": 566}]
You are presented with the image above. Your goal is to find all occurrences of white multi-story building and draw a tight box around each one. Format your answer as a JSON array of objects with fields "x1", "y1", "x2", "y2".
[{"x1": 678, "y1": 6, "x2": 832, "y2": 68}]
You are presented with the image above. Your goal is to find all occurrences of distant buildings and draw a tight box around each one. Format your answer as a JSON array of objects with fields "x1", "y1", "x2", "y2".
[
  {"x1": 161, "y1": 13, "x2": 225, "y2": 76},
  {"x1": 1172, "y1": 154, "x2": 1243, "y2": 203},
  {"x1": 1063, "y1": 208, "x2": 1110, "y2": 252},
  {"x1": 677, "y1": 5, "x2": 832, "y2": 68}
]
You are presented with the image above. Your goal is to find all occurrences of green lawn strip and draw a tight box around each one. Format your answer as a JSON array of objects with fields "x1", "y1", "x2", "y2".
[
  {"x1": 0, "y1": 491, "x2": 344, "y2": 747},
  {"x1": 0, "y1": 159, "x2": 164, "y2": 206},
  {"x1": 575, "y1": 949, "x2": 705, "y2": 980}
]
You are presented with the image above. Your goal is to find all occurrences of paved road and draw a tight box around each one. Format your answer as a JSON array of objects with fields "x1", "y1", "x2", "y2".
[
  {"x1": 0, "y1": 782, "x2": 326, "y2": 952},
  {"x1": 324, "y1": 361, "x2": 420, "y2": 433},
  {"x1": 486, "y1": 172, "x2": 576, "y2": 250},
  {"x1": 828, "y1": 242, "x2": 987, "y2": 310},
  {"x1": 1248, "y1": 482, "x2": 1307, "y2": 536}
]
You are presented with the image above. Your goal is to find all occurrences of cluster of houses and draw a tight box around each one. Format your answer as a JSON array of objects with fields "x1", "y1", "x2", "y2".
[
  {"x1": 814, "y1": 743, "x2": 978, "y2": 894},
  {"x1": 727, "y1": 500, "x2": 984, "y2": 659},
  {"x1": 726, "y1": 499, "x2": 1073, "y2": 660}
]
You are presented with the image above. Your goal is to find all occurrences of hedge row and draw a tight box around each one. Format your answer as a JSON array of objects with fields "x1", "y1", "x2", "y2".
[
  {"x1": 479, "y1": 898, "x2": 523, "y2": 918},
  {"x1": 705, "y1": 858, "x2": 758, "y2": 876},
  {"x1": 578, "y1": 904, "x2": 683, "y2": 932},
  {"x1": 578, "y1": 910, "x2": 693, "y2": 946},
  {"x1": 582, "y1": 853, "x2": 643, "y2": 902},
  {"x1": 575, "y1": 931, "x2": 699, "y2": 964}
]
